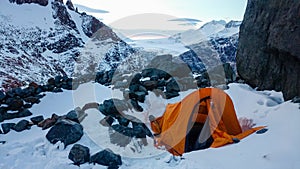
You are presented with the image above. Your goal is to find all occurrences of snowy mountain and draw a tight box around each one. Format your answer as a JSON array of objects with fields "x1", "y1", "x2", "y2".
[
  {"x1": 170, "y1": 20, "x2": 241, "y2": 74},
  {"x1": 0, "y1": 0, "x2": 134, "y2": 90}
]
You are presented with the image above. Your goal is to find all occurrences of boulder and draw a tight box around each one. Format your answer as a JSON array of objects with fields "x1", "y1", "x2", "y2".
[
  {"x1": 46, "y1": 119, "x2": 83, "y2": 147},
  {"x1": 30, "y1": 115, "x2": 44, "y2": 125},
  {"x1": 12, "y1": 119, "x2": 31, "y2": 132},
  {"x1": 18, "y1": 109, "x2": 32, "y2": 118},
  {"x1": 90, "y1": 149, "x2": 122, "y2": 168},
  {"x1": 165, "y1": 78, "x2": 180, "y2": 93},
  {"x1": 1, "y1": 123, "x2": 15, "y2": 134},
  {"x1": 66, "y1": 110, "x2": 79, "y2": 123},
  {"x1": 98, "y1": 99, "x2": 129, "y2": 117},
  {"x1": 68, "y1": 144, "x2": 90, "y2": 166},
  {"x1": 38, "y1": 113, "x2": 59, "y2": 130}
]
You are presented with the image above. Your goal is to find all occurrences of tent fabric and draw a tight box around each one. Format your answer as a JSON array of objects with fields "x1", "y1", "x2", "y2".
[{"x1": 150, "y1": 88, "x2": 264, "y2": 156}]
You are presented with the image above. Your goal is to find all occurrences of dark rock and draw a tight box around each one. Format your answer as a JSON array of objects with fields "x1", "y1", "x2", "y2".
[
  {"x1": 98, "y1": 99, "x2": 129, "y2": 117},
  {"x1": 164, "y1": 91, "x2": 180, "y2": 99},
  {"x1": 68, "y1": 144, "x2": 90, "y2": 166},
  {"x1": 46, "y1": 119, "x2": 83, "y2": 147},
  {"x1": 0, "y1": 91, "x2": 6, "y2": 102},
  {"x1": 117, "y1": 116, "x2": 130, "y2": 127},
  {"x1": 5, "y1": 89, "x2": 15, "y2": 98},
  {"x1": 52, "y1": 0, "x2": 78, "y2": 31},
  {"x1": 292, "y1": 96, "x2": 300, "y2": 103},
  {"x1": 38, "y1": 113, "x2": 59, "y2": 130},
  {"x1": 23, "y1": 104, "x2": 32, "y2": 109},
  {"x1": 150, "y1": 75, "x2": 159, "y2": 81},
  {"x1": 7, "y1": 98, "x2": 24, "y2": 111},
  {"x1": 23, "y1": 96, "x2": 40, "y2": 104},
  {"x1": 35, "y1": 86, "x2": 44, "y2": 94},
  {"x1": 1, "y1": 123, "x2": 15, "y2": 134},
  {"x1": 18, "y1": 109, "x2": 32, "y2": 118},
  {"x1": 141, "y1": 68, "x2": 171, "y2": 80},
  {"x1": 129, "y1": 91, "x2": 146, "y2": 103},
  {"x1": 256, "y1": 128, "x2": 268, "y2": 134},
  {"x1": 157, "y1": 79, "x2": 166, "y2": 87},
  {"x1": 22, "y1": 86, "x2": 36, "y2": 97},
  {"x1": 52, "y1": 88, "x2": 63, "y2": 93},
  {"x1": 29, "y1": 82, "x2": 39, "y2": 89},
  {"x1": 0, "y1": 141, "x2": 6, "y2": 144},
  {"x1": 30, "y1": 115, "x2": 44, "y2": 125},
  {"x1": 54, "y1": 75, "x2": 63, "y2": 87},
  {"x1": 12, "y1": 119, "x2": 31, "y2": 132},
  {"x1": 100, "y1": 116, "x2": 114, "y2": 127},
  {"x1": 43, "y1": 84, "x2": 55, "y2": 91},
  {"x1": 132, "y1": 122, "x2": 153, "y2": 138},
  {"x1": 130, "y1": 99, "x2": 143, "y2": 112},
  {"x1": 141, "y1": 80, "x2": 157, "y2": 91},
  {"x1": 237, "y1": 0, "x2": 300, "y2": 100},
  {"x1": 9, "y1": 0, "x2": 48, "y2": 6},
  {"x1": 90, "y1": 149, "x2": 122, "y2": 167},
  {"x1": 14, "y1": 87, "x2": 25, "y2": 97},
  {"x1": 165, "y1": 78, "x2": 180, "y2": 93},
  {"x1": 66, "y1": 110, "x2": 79, "y2": 123},
  {"x1": 66, "y1": 0, "x2": 75, "y2": 11},
  {"x1": 48, "y1": 78, "x2": 55, "y2": 86},
  {"x1": 130, "y1": 73, "x2": 142, "y2": 85}
]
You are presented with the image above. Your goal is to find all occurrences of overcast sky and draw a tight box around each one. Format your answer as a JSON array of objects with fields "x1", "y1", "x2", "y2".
[{"x1": 71, "y1": 0, "x2": 247, "y2": 30}]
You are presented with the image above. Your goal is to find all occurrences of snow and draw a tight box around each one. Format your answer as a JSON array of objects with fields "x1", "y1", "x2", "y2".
[
  {"x1": 127, "y1": 38, "x2": 189, "y2": 56},
  {"x1": 0, "y1": 83, "x2": 299, "y2": 169},
  {"x1": 171, "y1": 20, "x2": 241, "y2": 46},
  {"x1": 0, "y1": 0, "x2": 55, "y2": 29}
]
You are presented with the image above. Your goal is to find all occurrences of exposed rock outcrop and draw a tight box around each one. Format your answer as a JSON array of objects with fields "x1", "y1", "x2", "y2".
[
  {"x1": 9, "y1": 0, "x2": 48, "y2": 6},
  {"x1": 237, "y1": 0, "x2": 300, "y2": 100}
]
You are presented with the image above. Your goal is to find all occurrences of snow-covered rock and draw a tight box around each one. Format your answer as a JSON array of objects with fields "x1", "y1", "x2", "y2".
[{"x1": 0, "y1": 0, "x2": 134, "y2": 90}]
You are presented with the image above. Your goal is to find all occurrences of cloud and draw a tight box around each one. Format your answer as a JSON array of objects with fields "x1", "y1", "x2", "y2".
[
  {"x1": 168, "y1": 18, "x2": 202, "y2": 27},
  {"x1": 74, "y1": 4, "x2": 109, "y2": 13},
  {"x1": 168, "y1": 18, "x2": 202, "y2": 22}
]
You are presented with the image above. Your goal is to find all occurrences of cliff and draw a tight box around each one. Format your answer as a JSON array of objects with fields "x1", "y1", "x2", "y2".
[{"x1": 237, "y1": 0, "x2": 300, "y2": 100}]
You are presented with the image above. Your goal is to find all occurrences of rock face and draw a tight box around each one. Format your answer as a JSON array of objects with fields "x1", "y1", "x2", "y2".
[{"x1": 237, "y1": 0, "x2": 300, "y2": 100}]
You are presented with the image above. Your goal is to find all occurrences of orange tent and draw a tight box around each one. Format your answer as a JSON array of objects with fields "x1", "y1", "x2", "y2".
[{"x1": 150, "y1": 88, "x2": 264, "y2": 156}]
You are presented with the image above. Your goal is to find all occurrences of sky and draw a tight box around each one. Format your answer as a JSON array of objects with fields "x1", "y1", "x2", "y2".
[{"x1": 71, "y1": 0, "x2": 247, "y2": 33}]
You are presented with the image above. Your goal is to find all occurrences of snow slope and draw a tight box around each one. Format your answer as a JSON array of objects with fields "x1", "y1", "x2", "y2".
[
  {"x1": 0, "y1": 0, "x2": 133, "y2": 90},
  {"x1": 0, "y1": 82, "x2": 299, "y2": 169}
]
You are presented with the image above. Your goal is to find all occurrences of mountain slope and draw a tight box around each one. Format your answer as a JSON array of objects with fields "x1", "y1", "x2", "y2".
[
  {"x1": 0, "y1": 0, "x2": 133, "y2": 90},
  {"x1": 173, "y1": 20, "x2": 241, "y2": 74}
]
